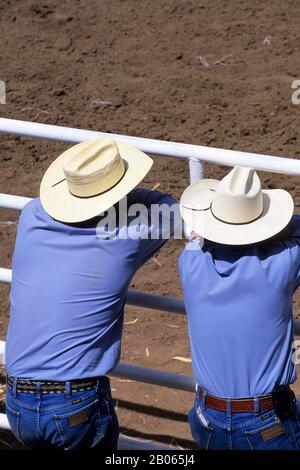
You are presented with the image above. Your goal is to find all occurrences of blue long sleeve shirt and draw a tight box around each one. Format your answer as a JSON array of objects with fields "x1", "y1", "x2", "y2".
[
  {"x1": 179, "y1": 216, "x2": 300, "y2": 398},
  {"x1": 5, "y1": 189, "x2": 177, "y2": 380}
]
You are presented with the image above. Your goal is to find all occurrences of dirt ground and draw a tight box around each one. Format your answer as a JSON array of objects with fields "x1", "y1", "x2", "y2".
[{"x1": 1, "y1": 0, "x2": 300, "y2": 449}]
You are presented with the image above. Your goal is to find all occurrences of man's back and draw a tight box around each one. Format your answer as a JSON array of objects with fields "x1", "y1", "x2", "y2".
[
  {"x1": 179, "y1": 215, "x2": 300, "y2": 398},
  {"x1": 6, "y1": 189, "x2": 176, "y2": 380}
]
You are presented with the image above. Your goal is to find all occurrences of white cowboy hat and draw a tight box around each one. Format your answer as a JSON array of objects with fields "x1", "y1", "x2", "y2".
[
  {"x1": 40, "y1": 137, "x2": 153, "y2": 223},
  {"x1": 180, "y1": 166, "x2": 294, "y2": 245}
]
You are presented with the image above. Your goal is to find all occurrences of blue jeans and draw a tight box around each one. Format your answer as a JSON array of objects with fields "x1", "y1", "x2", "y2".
[
  {"x1": 6, "y1": 377, "x2": 119, "y2": 450},
  {"x1": 189, "y1": 389, "x2": 300, "y2": 450}
]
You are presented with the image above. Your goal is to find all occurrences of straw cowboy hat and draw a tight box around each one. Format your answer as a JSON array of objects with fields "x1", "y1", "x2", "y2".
[
  {"x1": 180, "y1": 166, "x2": 294, "y2": 245},
  {"x1": 40, "y1": 137, "x2": 153, "y2": 223}
]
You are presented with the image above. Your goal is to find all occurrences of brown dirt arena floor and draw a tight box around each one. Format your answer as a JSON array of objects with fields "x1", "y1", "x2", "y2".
[{"x1": 1, "y1": 0, "x2": 300, "y2": 450}]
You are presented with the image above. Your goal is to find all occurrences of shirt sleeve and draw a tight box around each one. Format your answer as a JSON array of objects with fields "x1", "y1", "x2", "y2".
[
  {"x1": 130, "y1": 188, "x2": 179, "y2": 268},
  {"x1": 287, "y1": 215, "x2": 300, "y2": 290},
  {"x1": 289, "y1": 215, "x2": 300, "y2": 240}
]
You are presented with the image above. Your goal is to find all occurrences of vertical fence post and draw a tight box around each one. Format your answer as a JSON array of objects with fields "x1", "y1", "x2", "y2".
[{"x1": 188, "y1": 157, "x2": 204, "y2": 183}]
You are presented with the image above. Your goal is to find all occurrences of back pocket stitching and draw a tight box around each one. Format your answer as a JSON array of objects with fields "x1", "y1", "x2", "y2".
[
  {"x1": 54, "y1": 398, "x2": 101, "y2": 450},
  {"x1": 245, "y1": 417, "x2": 281, "y2": 436},
  {"x1": 244, "y1": 418, "x2": 293, "y2": 450},
  {"x1": 6, "y1": 404, "x2": 25, "y2": 445},
  {"x1": 193, "y1": 408, "x2": 214, "y2": 450},
  {"x1": 55, "y1": 418, "x2": 69, "y2": 450},
  {"x1": 54, "y1": 398, "x2": 99, "y2": 420},
  {"x1": 285, "y1": 418, "x2": 300, "y2": 450},
  {"x1": 91, "y1": 408, "x2": 104, "y2": 448}
]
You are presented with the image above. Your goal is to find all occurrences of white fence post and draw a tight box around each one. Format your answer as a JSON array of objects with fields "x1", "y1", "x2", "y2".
[
  {"x1": 188, "y1": 157, "x2": 204, "y2": 183},
  {"x1": 0, "y1": 81, "x2": 6, "y2": 105}
]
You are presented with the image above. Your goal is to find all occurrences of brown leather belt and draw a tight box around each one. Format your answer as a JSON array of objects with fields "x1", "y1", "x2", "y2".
[{"x1": 198, "y1": 388, "x2": 274, "y2": 413}]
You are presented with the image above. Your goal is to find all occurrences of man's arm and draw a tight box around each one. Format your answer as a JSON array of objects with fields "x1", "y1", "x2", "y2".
[
  {"x1": 285, "y1": 215, "x2": 300, "y2": 290},
  {"x1": 130, "y1": 188, "x2": 179, "y2": 268}
]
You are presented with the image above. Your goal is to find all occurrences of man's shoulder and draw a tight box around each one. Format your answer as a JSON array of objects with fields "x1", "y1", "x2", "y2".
[
  {"x1": 290, "y1": 214, "x2": 300, "y2": 238},
  {"x1": 19, "y1": 198, "x2": 49, "y2": 227},
  {"x1": 20, "y1": 197, "x2": 40, "y2": 217},
  {"x1": 179, "y1": 240, "x2": 204, "y2": 265},
  {"x1": 129, "y1": 188, "x2": 177, "y2": 206}
]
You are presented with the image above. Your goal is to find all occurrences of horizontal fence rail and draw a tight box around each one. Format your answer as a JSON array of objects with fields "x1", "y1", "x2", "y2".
[
  {"x1": 1, "y1": 117, "x2": 300, "y2": 175},
  {"x1": 0, "y1": 193, "x2": 32, "y2": 211},
  {"x1": 0, "y1": 266, "x2": 192, "y2": 393},
  {"x1": 0, "y1": 266, "x2": 186, "y2": 317},
  {"x1": 1, "y1": 265, "x2": 299, "y2": 337},
  {"x1": 3, "y1": 264, "x2": 300, "y2": 337},
  {"x1": 0, "y1": 339, "x2": 194, "y2": 393},
  {"x1": 0, "y1": 266, "x2": 192, "y2": 392}
]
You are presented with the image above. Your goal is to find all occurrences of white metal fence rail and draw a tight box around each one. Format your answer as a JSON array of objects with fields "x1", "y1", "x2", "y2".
[
  {"x1": 1, "y1": 118, "x2": 300, "y2": 450},
  {"x1": 2, "y1": 117, "x2": 300, "y2": 176}
]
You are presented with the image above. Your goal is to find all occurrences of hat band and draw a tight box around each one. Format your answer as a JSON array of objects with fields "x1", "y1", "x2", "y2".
[
  {"x1": 66, "y1": 158, "x2": 126, "y2": 198},
  {"x1": 64, "y1": 153, "x2": 122, "y2": 185},
  {"x1": 210, "y1": 204, "x2": 264, "y2": 225}
]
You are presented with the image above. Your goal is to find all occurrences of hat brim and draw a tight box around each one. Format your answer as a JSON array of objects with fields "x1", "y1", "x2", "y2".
[
  {"x1": 40, "y1": 140, "x2": 153, "y2": 223},
  {"x1": 180, "y1": 179, "x2": 294, "y2": 245}
]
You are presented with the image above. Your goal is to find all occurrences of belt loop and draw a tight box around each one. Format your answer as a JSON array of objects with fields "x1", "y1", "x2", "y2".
[
  {"x1": 65, "y1": 381, "x2": 72, "y2": 399},
  {"x1": 12, "y1": 378, "x2": 18, "y2": 398},
  {"x1": 253, "y1": 397, "x2": 260, "y2": 416},
  {"x1": 226, "y1": 398, "x2": 232, "y2": 418},
  {"x1": 36, "y1": 381, "x2": 41, "y2": 399},
  {"x1": 195, "y1": 383, "x2": 199, "y2": 406},
  {"x1": 202, "y1": 389, "x2": 207, "y2": 411}
]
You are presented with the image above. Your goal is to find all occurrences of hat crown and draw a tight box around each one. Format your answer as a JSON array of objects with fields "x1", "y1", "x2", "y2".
[
  {"x1": 211, "y1": 166, "x2": 263, "y2": 224},
  {"x1": 63, "y1": 138, "x2": 125, "y2": 197}
]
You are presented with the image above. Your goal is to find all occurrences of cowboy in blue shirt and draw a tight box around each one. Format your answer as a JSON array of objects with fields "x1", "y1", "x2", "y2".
[
  {"x1": 5, "y1": 138, "x2": 177, "y2": 450},
  {"x1": 179, "y1": 166, "x2": 300, "y2": 450}
]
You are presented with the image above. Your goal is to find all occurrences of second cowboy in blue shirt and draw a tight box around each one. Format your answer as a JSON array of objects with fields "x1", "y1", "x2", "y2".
[{"x1": 179, "y1": 166, "x2": 300, "y2": 450}]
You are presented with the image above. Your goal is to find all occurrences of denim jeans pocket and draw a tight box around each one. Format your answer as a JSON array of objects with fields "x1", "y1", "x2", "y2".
[
  {"x1": 6, "y1": 403, "x2": 25, "y2": 446},
  {"x1": 188, "y1": 406, "x2": 213, "y2": 450},
  {"x1": 54, "y1": 398, "x2": 104, "y2": 450},
  {"x1": 245, "y1": 415, "x2": 299, "y2": 450}
]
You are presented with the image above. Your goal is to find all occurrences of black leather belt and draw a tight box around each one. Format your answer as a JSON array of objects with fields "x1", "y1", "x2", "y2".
[{"x1": 7, "y1": 375, "x2": 108, "y2": 394}]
